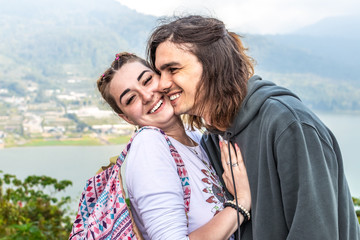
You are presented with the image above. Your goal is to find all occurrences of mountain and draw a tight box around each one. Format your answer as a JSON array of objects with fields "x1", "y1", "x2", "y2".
[
  {"x1": 294, "y1": 15, "x2": 360, "y2": 38},
  {"x1": 0, "y1": 1, "x2": 359, "y2": 112},
  {"x1": 0, "y1": 0, "x2": 157, "y2": 89},
  {"x1": 240, "y1": 14, "x2": 360, "y2": 83},
  {"x1": 240, "y1": 14, "x2": 360, "y2": 111}
]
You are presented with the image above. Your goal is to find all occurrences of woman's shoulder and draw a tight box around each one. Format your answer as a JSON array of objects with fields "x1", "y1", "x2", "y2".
[
  {"x1": 131, "y1": 127, "x2": 168, "y2": 145},
  {"x1": 126, "y1": 127, "x2": 174, "y2": 161},
  {"x1": 125, "y1": 127, "x2": 178, "y2": 186}
]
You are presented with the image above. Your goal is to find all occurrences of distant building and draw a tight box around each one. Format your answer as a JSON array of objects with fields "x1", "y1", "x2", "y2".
[
  {"x1": 57, "y1": 91, "x2": 87, "y2": 101},
  {"x1": 43, "y1": 126, "x2": 65, "y2": 133},
  {"x1": 0, "y1": 89, "x2": 9, "y2": 94},
  {"x1": 23, "y1": 114, "x2": 43, "y2": 133},
  {"x1": 92, "y1": 123, "x2": 132, "y2": 135},
  {"x1": 0, "y1": 115, "x2": 10, "y2": 121},
  {"x1": 68, "y1": 106, "x2": 114, "y2": 118},
  {"x1": 3, "y1": 96, "x2": 25, "y2": 105},
  {"x1": 43, "y1": 126, "x2": 65, "y2": 138},
  {"x1": 26, "y1": 84, "x2": 38, "y2": 92}
]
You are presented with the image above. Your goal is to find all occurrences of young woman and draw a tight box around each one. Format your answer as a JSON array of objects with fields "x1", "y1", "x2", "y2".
[{"x1": 96, "y1": 52, "x2": 251, "y2": 240}]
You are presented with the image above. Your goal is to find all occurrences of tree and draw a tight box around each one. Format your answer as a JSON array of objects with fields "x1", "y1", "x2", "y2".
[
  {"x1": 6, "y1": 82, "x2": 26, "y2": 96},
  {"x1": 0, "y1": 171, "x2": 73, "y2": 239},
  {"x1": 353, "y1": 197, "x2": 360, "y2": 224}
]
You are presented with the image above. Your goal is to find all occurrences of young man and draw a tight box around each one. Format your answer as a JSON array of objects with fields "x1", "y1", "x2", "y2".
[{"x1": 147, "y1": 15, "x2": 360, "y2": 239}]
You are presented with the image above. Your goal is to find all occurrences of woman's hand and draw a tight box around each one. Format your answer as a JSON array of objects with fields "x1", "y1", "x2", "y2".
[{"x1": 219, "y1": 139, "x2": 251, "y2": 211}]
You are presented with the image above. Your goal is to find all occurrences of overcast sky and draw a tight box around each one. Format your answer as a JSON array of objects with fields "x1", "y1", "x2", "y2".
[{"x1": 116, "y1": 0, "x2": 360, "y2": 34}]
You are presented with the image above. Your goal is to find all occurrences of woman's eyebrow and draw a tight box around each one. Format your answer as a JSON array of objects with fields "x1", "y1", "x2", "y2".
[
  {"x1": 137, "y1": 70, "x2": 150, "y2": 81},
  {"x1": 119, "y1": 89, "x2": 130, "y2": 103},
  {"x1": 119, "y1": 70, "x2": 151, "y2": 104}
]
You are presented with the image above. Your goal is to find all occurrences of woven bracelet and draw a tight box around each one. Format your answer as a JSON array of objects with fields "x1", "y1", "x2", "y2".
[{"x1": 224, "y1": 200, "x2": 251, "y2": 222}]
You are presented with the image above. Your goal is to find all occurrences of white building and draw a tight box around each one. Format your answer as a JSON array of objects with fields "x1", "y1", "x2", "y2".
[{"x1": 23, "y1": 114, "x2": 43, "y2": 133}]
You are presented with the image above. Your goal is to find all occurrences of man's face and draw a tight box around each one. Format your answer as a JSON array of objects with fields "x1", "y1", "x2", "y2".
[{"x1": 155, "y1": 41, "x2": 203, "y2": 116}]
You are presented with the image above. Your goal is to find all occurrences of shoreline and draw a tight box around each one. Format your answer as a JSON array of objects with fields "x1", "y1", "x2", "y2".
[{"x1": 1, "y1": 135, "x2": 131, "y2": 149}]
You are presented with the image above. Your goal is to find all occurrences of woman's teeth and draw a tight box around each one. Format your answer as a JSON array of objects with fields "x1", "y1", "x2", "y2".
[
  {"x1": 170, "y1": 93, "x2": 181, "y2": 101},
  {"x1": 150, "y1": 99, "x2": 163, "y2": 113}
]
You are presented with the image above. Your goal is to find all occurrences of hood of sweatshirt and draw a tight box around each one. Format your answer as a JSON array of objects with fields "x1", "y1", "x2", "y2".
[{"x1": 220, "y1": 75, "x2": 300, "y2": 140}]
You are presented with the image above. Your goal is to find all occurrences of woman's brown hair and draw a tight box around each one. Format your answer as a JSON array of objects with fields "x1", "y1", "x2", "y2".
[
  {"x1": 147, "y1": 15, "x2": 254, "y2": 131},
  {"x1": 97, "y1": 52, "x2": 150, "y2": 114}
]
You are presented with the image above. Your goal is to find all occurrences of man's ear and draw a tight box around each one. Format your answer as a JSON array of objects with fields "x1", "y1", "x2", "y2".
[{"x1": 118, "y1": 113, "x2": 135, "y2": 125}]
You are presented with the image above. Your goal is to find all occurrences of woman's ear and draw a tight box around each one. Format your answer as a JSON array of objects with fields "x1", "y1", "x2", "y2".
[{"x1": 118, "y1": 113, "x2": 136, "y2": 125}]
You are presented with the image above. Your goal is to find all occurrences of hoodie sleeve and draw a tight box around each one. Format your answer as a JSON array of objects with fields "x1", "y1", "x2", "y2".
[{"x1": 275, "y1": 121, "x2": 340, "y2": 239}]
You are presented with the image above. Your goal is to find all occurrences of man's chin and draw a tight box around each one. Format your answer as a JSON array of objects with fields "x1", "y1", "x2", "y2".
[
  {"x1": 173, "y1": 106, "x2": 188, "y2": 116},
  {"x1": 174, "y1": 109, "x2": 185, "y2": 116}
]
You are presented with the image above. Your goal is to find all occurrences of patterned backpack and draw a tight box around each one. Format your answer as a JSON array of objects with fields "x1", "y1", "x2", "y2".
[{"x1": 69, "y1": 127, "x2": 191, "y2": 239}]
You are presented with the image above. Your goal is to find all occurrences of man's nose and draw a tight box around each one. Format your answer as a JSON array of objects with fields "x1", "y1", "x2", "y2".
[{"x1": 158, "y1": 73, "x2": 172, "y2": 94}]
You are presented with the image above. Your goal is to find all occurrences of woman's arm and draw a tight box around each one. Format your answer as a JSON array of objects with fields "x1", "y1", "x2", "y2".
[
  {"x1": 127, "y1": 130, "x2": 250, "y2": 240},
  {"x1": 188, "y1": 140, "x2": 251, "y2": 240},
  {"x1": 126, "y1": 130, "x2": 190, "y2": 240}
]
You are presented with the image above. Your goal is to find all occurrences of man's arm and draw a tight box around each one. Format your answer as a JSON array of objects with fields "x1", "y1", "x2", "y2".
[{"x1": 276, "y1": 121, "x2": 341, "y2": 239}]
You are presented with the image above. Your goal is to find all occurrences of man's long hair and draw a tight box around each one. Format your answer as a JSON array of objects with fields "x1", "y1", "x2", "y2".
[{"x1": 147, "y1": 15, "x2": 254, "y2": 131}]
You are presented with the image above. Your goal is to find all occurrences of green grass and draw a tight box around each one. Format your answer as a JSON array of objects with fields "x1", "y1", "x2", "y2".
[
  {"x1": 107, "y1": 135, "x2": 131, "y2": 144},
  {"x1": 20, "y1": 136, "x2": 102, "y2": 147},
  {"x1": 3, "y1": 135, "x2": 20, "y2": 148},
  {"x1": 3, "y1": 134, "x2": 132, "y2": 148}
]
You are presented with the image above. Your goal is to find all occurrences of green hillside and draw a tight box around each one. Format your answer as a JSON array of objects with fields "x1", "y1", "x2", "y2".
[
  {"x1": 0, "y1": 0, "x2": 360, "y2": 112},
  {"x1": 0, "y1": 0, "x2": 156, "y2": 90}
]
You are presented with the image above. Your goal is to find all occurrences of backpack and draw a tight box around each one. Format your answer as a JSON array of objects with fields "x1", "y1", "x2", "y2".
[{"x1": 69, "y1": 126, "x2": 191, "y2": 239}]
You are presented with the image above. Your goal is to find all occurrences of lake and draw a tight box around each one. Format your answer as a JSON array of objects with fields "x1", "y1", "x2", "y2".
[
  {"x1": 0, "y1": 144, "x2": 126, "y2": 214},
  {"x1": 316, "y1": 112, "x2": 360, "y2": 198},
  {"x1": 0, "y1": 112, "x2": 359, "y2": 217}
]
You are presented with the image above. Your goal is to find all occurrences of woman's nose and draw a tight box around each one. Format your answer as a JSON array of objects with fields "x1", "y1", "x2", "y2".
[{"x1": 141, "y1": 89, "x2": 154, "y2": 104}]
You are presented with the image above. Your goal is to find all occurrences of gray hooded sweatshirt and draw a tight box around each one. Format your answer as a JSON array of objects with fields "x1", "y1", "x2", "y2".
[{"x1": 201, "y1": 75, "x2": 360, "y2": 239}]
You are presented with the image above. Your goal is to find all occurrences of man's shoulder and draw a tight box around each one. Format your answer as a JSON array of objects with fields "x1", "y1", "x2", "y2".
[
  {"x1": 262, "y1": 94, "x2": 319, "y2": 125},
  {"x1": 260, "y1": 95, "x2": 334, "y2": 143}
]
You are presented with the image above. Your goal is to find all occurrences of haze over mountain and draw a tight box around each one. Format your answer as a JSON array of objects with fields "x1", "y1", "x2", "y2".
[
  {"x1": 0, "y1": 0, "x2": 156, "y2": 88},
  {"x1": 0, "y1": 0, "x2": 359, "y2": 111},
  {"x1": 294, "y1": 14, "x2": 360, "y2": 38},
  {"x1": 253, "y1": 14, "x2": 360, "y2": 82}
]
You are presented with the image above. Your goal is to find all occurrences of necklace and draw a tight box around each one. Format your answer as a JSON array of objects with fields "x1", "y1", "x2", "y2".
[
  {"x1": 187, "y1": 144, "x2": 200, "y2": 157},
  {"x1": 185, "y1": 138, "x2": 216, "y2": 176},
  {"x1": 184, "y1": 137, "x2": 225, "y2": 198},
  {"x1": 185, "y1": 138, "x2": 202, "y2": 158}
]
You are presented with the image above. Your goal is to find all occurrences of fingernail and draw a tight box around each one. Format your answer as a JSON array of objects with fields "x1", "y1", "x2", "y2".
[
  {"x1": 235, "y1": 143, "x2": 239, "y2": 149},
  {"x1": 219, "y1": 140, "x2": 222, "y2": 148}
]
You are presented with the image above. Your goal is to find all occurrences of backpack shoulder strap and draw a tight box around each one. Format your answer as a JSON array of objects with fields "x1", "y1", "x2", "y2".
[{"x1": 117, "y1": 126, "x2": 191, "y2": 213}]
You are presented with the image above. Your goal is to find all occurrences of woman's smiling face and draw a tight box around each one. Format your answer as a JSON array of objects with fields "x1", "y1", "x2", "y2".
[{"x1": 109, "y1": 61, "x2": 177, "y2": 129}]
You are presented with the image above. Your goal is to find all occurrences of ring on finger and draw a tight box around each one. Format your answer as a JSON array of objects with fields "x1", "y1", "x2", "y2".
[
  {"x1": 226, "y1": 161, "x2": 231, "y2": 165},
  {"x1": 232, "y1": 162, "x2": 238, "y2": 167}
]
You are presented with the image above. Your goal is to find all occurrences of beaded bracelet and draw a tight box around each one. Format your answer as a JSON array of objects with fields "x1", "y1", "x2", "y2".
[{"x1": 224, "y1": 200, "x2": 251, "y2": 222}]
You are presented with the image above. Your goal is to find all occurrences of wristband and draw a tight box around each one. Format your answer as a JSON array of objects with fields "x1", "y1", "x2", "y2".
[{"x1": 224, "y1": 200, "x2": 251, "y2": 222}]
